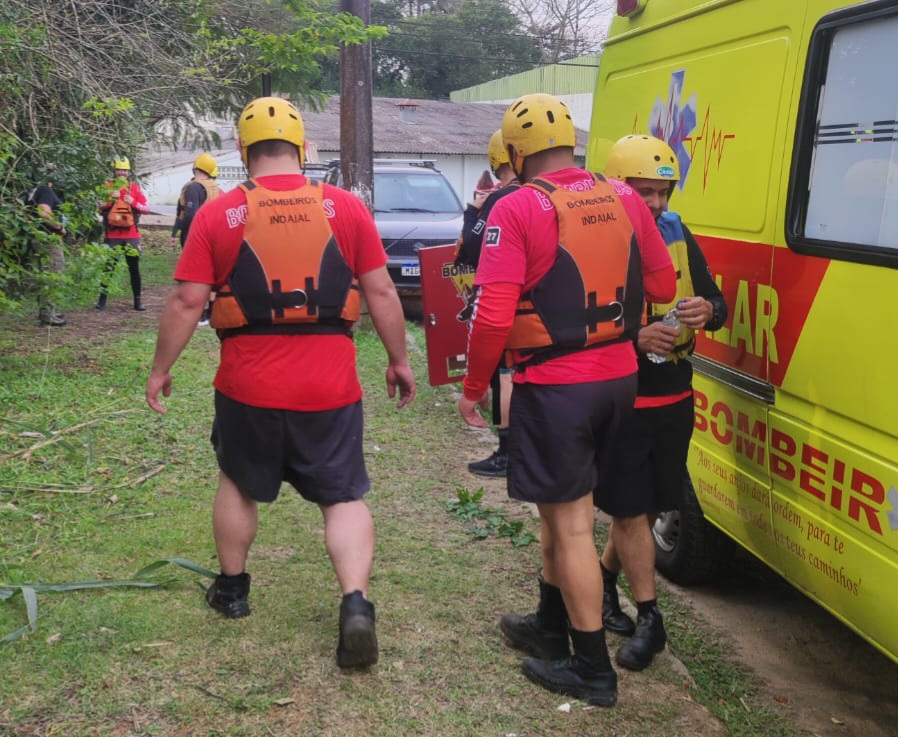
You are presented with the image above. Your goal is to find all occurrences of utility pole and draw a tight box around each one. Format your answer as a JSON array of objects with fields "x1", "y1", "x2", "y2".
[{"x1": 339, "y1": 0, "x2": 374, "y2": 211}]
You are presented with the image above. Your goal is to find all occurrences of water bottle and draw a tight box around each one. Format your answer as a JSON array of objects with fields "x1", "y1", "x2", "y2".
[{"x1": 646, "y1": 307, "x2": 681, "y2": 364}]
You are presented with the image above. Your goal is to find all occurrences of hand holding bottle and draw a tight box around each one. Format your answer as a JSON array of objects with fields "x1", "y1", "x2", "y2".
[{"x1": 640, "y1": 307, "x2": 681, "y2": 363}]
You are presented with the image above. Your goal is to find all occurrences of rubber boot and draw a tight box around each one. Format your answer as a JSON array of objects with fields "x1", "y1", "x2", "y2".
[
  {"x1": 133, "y1": 296, "x2": 146, "y2": 311},
  {"x1": 615, "y1": 603, "x2": 667, "y2": 671},
  {"x1": 522, "y1": 627, "x2": 618, "y2": 707},
  {"x1": 205, "y1": 572, "x2": 251, "y2": 619},
  {"x1": 95, "y1": 294, "x2": 107, "y2": 311},
  {"x1": 336, "y1": 590, "x2": 379, "y2": 668},
  {"x1": 601, "y1": 564, "x2": 635, "y2": 636},
  {"x1": 39, "y1": 305, "x2": 67, "y2": 327},
  {"x1": 499, "y1": 574, "x2": 570, "y2": 659}
]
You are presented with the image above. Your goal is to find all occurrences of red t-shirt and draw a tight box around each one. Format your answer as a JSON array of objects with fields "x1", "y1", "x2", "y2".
[
  {"x1": 464, "y1": 170, "x2": 675, "y2": 398},
  {"x1": 175, "y1": 174, "x2": 386, "y2": 411}
]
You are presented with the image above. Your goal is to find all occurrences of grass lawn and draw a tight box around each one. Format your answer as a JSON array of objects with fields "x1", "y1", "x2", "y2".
[{"x1": 0, "y1": 235, "x2": 796, "y2": 737}]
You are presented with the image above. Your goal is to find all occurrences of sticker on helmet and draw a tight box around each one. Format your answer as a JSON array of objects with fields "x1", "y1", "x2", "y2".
[
  {"x1": 656, "y1": 165, "x2": 676, "y2": 179},
  {"x1": 485, "y1": 226, "x2": 501, "y2": 247}
]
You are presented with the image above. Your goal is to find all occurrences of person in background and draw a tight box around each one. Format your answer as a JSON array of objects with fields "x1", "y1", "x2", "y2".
[
  {"x1": 146, "y1": 96, "x2": 415, "y2": 669},
  {"x1": 594, "y1": 134, "x2": 728, "y2": 671},
  {"x1": 97, "y1": 156, "x2": 152, "y2": 311},
  {"x1": 171, "y1": 152, "x2": 222, "y2": 326},
  {"x1": 27, "y1": 180, "x2": 68, "y2": 327},
  {"x1": 458, "y1": 94, "x2": 676, "y2": 707},
  {"x1": 455, "y1": 129, "x2": 520, "y2": 478}
]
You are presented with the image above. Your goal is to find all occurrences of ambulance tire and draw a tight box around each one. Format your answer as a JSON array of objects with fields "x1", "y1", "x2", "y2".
[{"x1": 653, "y1": 474, "x2": 735, "y2": 585}]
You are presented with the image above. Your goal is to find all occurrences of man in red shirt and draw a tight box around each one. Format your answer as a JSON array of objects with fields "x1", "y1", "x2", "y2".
[
  {"x1": 458, "y1": 93, "x2": 675, "y2": 707},
  {"x1": 145, "y1": 96, "x2": 415, "y2": 669},
  {"x1": 97, "y1": 157, "x2": 153, "y2": 311}
]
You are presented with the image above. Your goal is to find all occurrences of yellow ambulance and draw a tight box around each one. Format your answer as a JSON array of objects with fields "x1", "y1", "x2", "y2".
[{"x1": 587, "y1": 0, "x2": 898, "y2": 664}]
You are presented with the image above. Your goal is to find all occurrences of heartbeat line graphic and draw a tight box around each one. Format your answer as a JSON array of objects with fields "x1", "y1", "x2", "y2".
[
  {"x1": 682, "y1": 105, "x2": 737, "y2": 192},
  {"x1": 641, "y1": 70, "x2": 736, "y2": 193}
]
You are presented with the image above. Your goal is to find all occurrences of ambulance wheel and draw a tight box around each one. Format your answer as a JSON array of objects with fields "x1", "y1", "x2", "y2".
[{"x1": 653, "y1": 474, "x2": 735, "y2": 585}]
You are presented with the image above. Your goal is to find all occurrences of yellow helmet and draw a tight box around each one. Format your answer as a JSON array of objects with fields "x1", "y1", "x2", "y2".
[
  {"x1": 487, "y1": 129, "x2": 510, "y2": 172},
  {"x1": 605, "y1": 135, "x2": 680, "y2": 182},
  {"x1": 237, "y1": 96, "x2": 305, "y2": 166},
  {"x1": 193, "y1": 152, "x2": 219, "y2": 178},
  {"x1": 501, "y1": 94, "x2": 576, "y2": 172},
  {"x1": 112, "y1": 157, "x2": 131, "y2": 171}
]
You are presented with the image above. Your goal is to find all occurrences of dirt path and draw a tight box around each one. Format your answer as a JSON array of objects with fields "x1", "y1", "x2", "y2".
[
  {"x1": 665, "y1": 552, "x2": 898, "y2": 737},
  {"x1": 7, "y1": 284, "x2": 170, "y2": 349}
]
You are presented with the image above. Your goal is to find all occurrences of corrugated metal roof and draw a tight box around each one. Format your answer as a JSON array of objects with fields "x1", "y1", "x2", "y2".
[{"x1": 299, "y1": 95, "x2": 587, "y2": 155}]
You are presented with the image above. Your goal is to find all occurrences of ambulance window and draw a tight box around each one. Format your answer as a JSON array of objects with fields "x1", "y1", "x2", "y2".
[{"x1": 788, "y1": 6, "x2": 898, "y2": 267}]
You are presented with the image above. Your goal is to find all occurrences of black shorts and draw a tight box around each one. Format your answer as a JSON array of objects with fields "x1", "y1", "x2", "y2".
[
  {"x1": 210, "y1": 391, "x2": 370, "y2": 505},
  {"x1": 593, "y1": 396, "x2": 694, "y2": 518},
  {"x1": 507, "y1": 375, "x2": 637, "y2": 505}
]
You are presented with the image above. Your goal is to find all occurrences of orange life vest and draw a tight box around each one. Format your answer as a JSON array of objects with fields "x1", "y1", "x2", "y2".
[
  {"x1": 210, "y1": 179, "x2": 360, "y2": 337},
  {"x1": 505, "y1": 173, "x2": 643, "y2": 367}
]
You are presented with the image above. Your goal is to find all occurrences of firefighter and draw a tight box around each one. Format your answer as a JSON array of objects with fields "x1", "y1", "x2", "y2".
[
  {"x1": 171, "y1": 153, "x2": 221, "y2": 249},
  {"x1": 458, "y1": 94, "x2": 676, "y2": 707},
  {"x1": 146, "y1": 96, "x2": 415, "y2": 669},
  {"x1": 97, "y1": 157, "x2": 152, "y2": 311},
  {"x1": 171, "y1": 152, "x2": 222, "y2": 325},
  {"x1": 595, "y1": 134, "x2": 728, "y2": 671},
  {"x1": 455, "y1": 130, "x2": 520, "y2": 477}
]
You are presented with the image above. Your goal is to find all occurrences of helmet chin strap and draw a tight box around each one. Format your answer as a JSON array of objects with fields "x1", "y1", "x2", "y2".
[{"x1": 510, "y1": 149, "x2": 526, "y2": 178}]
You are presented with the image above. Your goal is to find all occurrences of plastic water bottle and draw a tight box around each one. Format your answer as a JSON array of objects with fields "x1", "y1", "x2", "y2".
[{"x1": 646, "y1": 307, "x2": 681, "y2": 364}]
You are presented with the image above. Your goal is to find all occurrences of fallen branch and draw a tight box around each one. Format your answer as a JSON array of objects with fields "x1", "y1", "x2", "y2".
[
  {"x1": 127, "y1": 464, "x2": 166, "y2": 487},
  {"x1": 101, "y1": 512, "x2": 156, "y2": 523},
  {"x1": 0, "y1": 485, "x2": 96, "y2": 495},
  {"x1": 1, "y1": 411, "x2": 137, "y2": 463},
  {"x1": 0, "y1": 463, "x2": 166, "y2": 496}
]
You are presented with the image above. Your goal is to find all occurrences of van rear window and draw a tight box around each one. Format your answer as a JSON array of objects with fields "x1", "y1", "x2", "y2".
[{"x1": 788, "y1": 2, "x2": 898, "y2": 267}]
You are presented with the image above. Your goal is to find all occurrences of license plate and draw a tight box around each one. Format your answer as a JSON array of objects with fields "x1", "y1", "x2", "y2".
[{"x1": 401, "y1": 263, "x2": 420, "y2": 276}]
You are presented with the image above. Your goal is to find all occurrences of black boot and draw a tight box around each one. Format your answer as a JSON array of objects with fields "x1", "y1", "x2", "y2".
[
  {"x1": 499, "y1": 574, "x2": 570, "y2": 659},
  {"x1": 601, "y1": 563, "x2": 635, "y2": 636},
  {"x1": 336, "y1": 590, "x2": 379, "y2": 668},
  {"x1": 615, "y1": 603, "x2": 667, "y2": 671},
  {"x1": 133, "y1": 296, "x2": 146, "y2": 311},
  {"x1": 522, "y1": 627, "x2": 617, "y2": 707},
  {"x1": 206, "y1": 572, "x2": 251, "y2": 619},
  {"x1": 95, "y1": 294, "x2": 107, "y2": 310}
]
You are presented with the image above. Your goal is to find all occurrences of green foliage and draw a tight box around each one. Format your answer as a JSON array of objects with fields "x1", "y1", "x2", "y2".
[
  {"x1": 446, "y1": 487, "x2": 537, "y2": 547},
  {"x1": 372, "y1": 0, "x2": 541, "y2": 98},
  {"x1": 0, "y1": 0, "x2": 386, "y2": 308}
]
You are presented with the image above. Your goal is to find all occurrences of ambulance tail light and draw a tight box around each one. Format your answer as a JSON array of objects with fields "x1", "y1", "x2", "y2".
[{"x1": 617, "y1": 0, "x2": 647, "y2": 16}]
